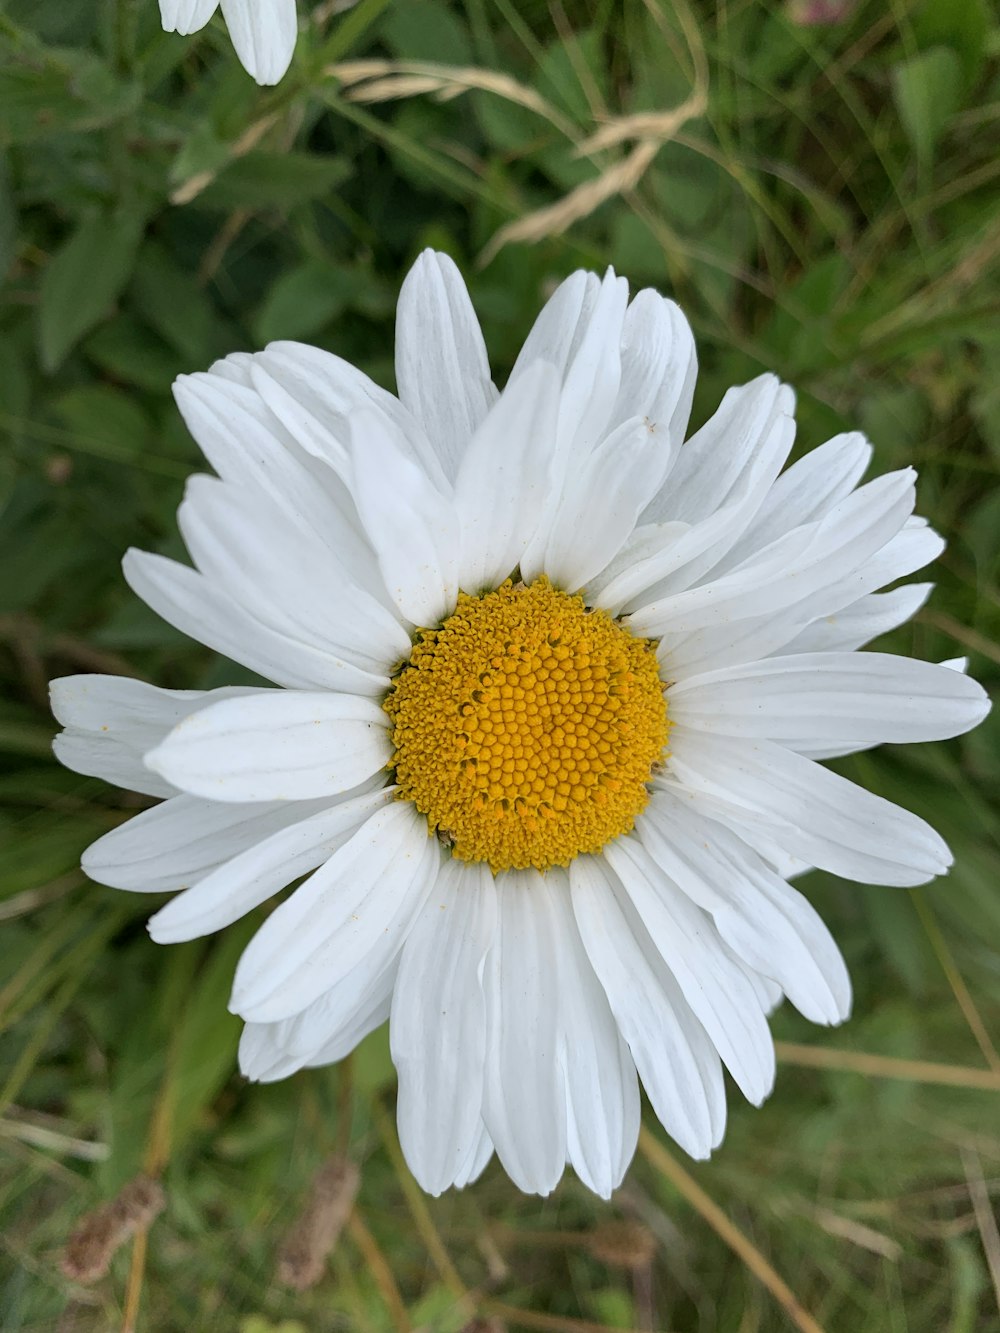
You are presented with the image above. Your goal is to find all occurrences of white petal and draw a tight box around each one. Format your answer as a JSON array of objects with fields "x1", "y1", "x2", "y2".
[
  {"x1": 52, "y1": 730, "x2": 173, "y2": 798},
  {"x1": 230, "y1": 801, "x2": 437, "y2": 1022},
  {"x1": 303, "y1": 979, "x2": 394, "y2": 1068},
  {"x1": 173, "y1": 369, "x2": 385, "y2": 597},
  {"x1": 737, "y1": 828, "x2": 812, "y2": 882},
  {"x1": 643, "y1": 375, "x2": 793, "y2": 527},
  {"x1": 454, "y1": 361, "x2": 560, "y2": 593},
  {"x1": 82, "y1": 792, "x2": 332, "y2": 892},
  {"x1": 528, "y1": 416, "x2": 668, "y2": 592},
  {"x1": 51, "y1": 675, "x2": 258, "y2": 798},
  {"x1": 205, "y1": 351, "x2": 255, "y2": 386},
  {"x1": 219, "y1": 0, "x2": 296, "y2": 85},
  {"x1": 453, "y1": 1123, "x2": 494, "y2": 1188},
  {"x1": 604, "y1": 837, "x2": 776, "y2": 1105},
  {"x1": 250, "y1": 342, "x2": 447, "y2": 493},
  {"x1": 145, "y1": 690, "x2": 391, "y2": 803},
  {"x1": 123, "y1": 548, "x2": 388, "y2": 695},
  {"x1": 394, "y1": 250, "x2": 498, "y2": 476},
  {"x1": 639, "y1": 790, "x2": 851, "y2": 1025},
  {"x1": 594, "y1": 380, "x2": 795, "y2": 612},
  {"x1": 630, "y1": 523, "x2": 817, "y2": 637},
  {"x1": 241, "y1": 961, "x2": 397, "y2": 1081},
  {"x1": 51, "y1": 673, "x2": 212, "y2": 737},
  {"x1": 159, "y1": 0, "x2": 218, "y2": 34},
  {"x1": 741, "y1": 966, "x2": 784, "y2": 1016},
  {"x1": 348, "y1": 408, "x2": 460, "y2": 626},
  {"x1": 149, "y1": 786, "x2": 393, "y2": 943},
  {"x1": 614, "y1": 290, "x2": 697, "y2": 453},
  {"x1": 571, "y1": 856, "x2": 725, "y2": 1158},
  {"x1": 780, "y1": 583, "x2": 932, "y2": 655},
  {"x1": 547, "y1": 875, "x2": 641, "y2": 1197},
  {"x1": 511, "y1": 268, "x2": 629, "y2": 464},
  {"x1": 631, "y1": 468, "x2": 916, "y2": 637},
  {"x1": 669, "y1": 651, "x2": 990, "y2": 748},
  {"x1": 481, "y1": 871, "x2": 567, "y2": 1195},
  {"x1": 717, "y1": 430, "x2": 872, "y2": 571},
  {"x1": 786, "y1": 520, "x2": 945, "y2": 631},
  {"x1": 583, "y1": 521, "x2": 688, "y2": 611},
  {"x1": 660, "y1": 558, "x2": 937, "y2": 684},
  {"x1": 178, "y1": 475, "x2": 409, "y2": 674},
  {"x1": 668, "y1": 732, "x2": 951, "y2": 886},
  {"x1": 391, "y1": 858, "x2": 496, "y2": 1195}
]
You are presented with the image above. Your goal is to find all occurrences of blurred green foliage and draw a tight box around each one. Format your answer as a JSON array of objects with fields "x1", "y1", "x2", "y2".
[{"x1": 1, "y1": 0, "x2": 999, "y2": 1329}]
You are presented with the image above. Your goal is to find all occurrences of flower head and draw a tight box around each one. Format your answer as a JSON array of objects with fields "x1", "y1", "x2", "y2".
[
  {"x1": 52, "y1": 251, "x2": 990, "y2": 1198},
  {"x1": 159, "y1": 0, "x2": 297, "y2": 86}
]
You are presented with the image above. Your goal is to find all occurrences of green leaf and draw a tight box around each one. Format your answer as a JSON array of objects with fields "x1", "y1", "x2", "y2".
[
  {"x1": 760, "y1": 254, "x2": 851, "y2": 375},
  {"x1": 253, "y1": 261, "x2": 359, "y2": 344},
  {"x1": 0, "y1": 49, "x2": 141, "y2": 144},
  {"x1": 38, "y1": 211, "x2": 145, "y2": 372},
  {"x1": 380, "y1": 0, "x2": 473, "y2": 63},
  {"x1": 862, "y1": 890, "x2": 933, "y2": 995},
  {"x1": 352, "y1": 1022, "x2": 394, "y2": 1095},
  {"x1": 130, "y1": 241, "x2": 231, "y2": 364},
  {"x1": 52, "y1": 385, "x2": 154, "y2": 458},
  {"x1": 0, "y1": 153, "x2": 17, "y2": 280},
  {"x1": 83, "y1": 314, "x2": 188, "y2": 393},
  {"x1": 912, "y1": 0, "x2": 990, "y2": 89},
  {"x1": 195, "y1": 152, "x2": 352, "y2": 211},
  {"x1": 4, "y1": 0, "x2": 97, "y2": 44},
  {"x1": 318, "y1": 0, "x2": 394, "y2": 62},
  {"x1": 0, "y1": 326, "x2": 33, "y2": 444},
  {"x1": 168, "y1": 923, "x2": 254, "y2": 1152},
  {"x1": 892, "y1": 46, "x2": 963, "y2": 170},
  {"x1": 536, "y1": 27, "x2": 607, "y2": 124},
  {"x1": 589, "y1": 1287, "x2": 636, "y2": 1329}
]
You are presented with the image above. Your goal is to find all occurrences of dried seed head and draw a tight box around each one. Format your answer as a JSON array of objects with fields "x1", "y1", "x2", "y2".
[
  {"x1": 586, "y1": 1219, "x2": 657, "y2": 1271},
  {"x1": 61, "y1": 1174, "x2": 165, "y2": 1284},
  {"x1": 276, "y1": 1156, "x2": 360, "y2": 1291}
]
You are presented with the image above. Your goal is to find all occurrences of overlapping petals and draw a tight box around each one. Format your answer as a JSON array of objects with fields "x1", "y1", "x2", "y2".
[
  {"x1": 159, "y1": 0, "x2": 297, "y2": 86},
  {"x1": 52, "y1": 250, "x2": 990, "y2": 1200}
]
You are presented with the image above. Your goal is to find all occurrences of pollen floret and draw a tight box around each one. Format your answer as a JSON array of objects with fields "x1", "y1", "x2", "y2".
[{"x1": 384, "y1": 578, "x2": 669, "y2": 872}]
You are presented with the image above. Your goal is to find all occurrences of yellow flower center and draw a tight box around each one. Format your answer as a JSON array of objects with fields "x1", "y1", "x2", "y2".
[{"x1": 384, "y1": 577, "x2": 669, "y2": 873}]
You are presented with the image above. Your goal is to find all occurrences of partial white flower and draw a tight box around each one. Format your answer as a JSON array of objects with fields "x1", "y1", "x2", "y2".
[
  {"x1": 52, "y1": 250, "x2": 990, "y2": 1199},
  {"x1": 159, "y1": 0, "x2": 297, "y2": 86}
]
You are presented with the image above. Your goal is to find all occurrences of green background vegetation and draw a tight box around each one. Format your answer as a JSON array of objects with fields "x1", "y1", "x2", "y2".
[{"x1": 1, "y1": 0, "x2": 999, "y2": 1329}]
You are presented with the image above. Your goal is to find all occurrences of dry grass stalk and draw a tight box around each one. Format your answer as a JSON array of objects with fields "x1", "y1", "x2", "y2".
[
  {"x1": 0, "y1": 1106, "x2": 107, "y2": 1159},
  {"x1": 479, "y1": 77, "x2": 706, "y2": 264},
  {"x1": 346, "y1": 1212, "x2": 413, "y2": 1332},
  {"x1": 809, "y1": 1206, "x2": 903, "y2": 1260},
  {"x1": 919, "y1": 609, "x2": 1000, "y2": 667},
  {"x1": 962, "y1": 1147, "x2": 1000, "y2": 1316},
  {"x1": 481, "y1": 1303, "x2": 652, "y2": 1333},
  {"x1": 329, "y1": 49, "x2": 706, "y2": 265},
  {"x1": 576, "y1": 102, "x2": 706, "y2": 156},
  {"x1": 311, "y1": 0, "x2": 363, "y2": 21},
  {"x1": 329, "y1": 59, "x2": 578, "y2": 139},
  {"x1": 60, "y1": 1175, "x2": 165, "y2": 1284},
  {"x1": 479, "y1": 139, "x2": 661, "y2": 265},
  {"x1": 170, "y1": 112, "x2": 280, "y2": 207},
  {"x1": 637, "y1": 1128, "x2": 828, "y2": 1333},
  {"x1": 774, "y1": 1041, "x2": 1000, "y2": 1091},
  {"x1": 276, "y1": 1155, "x2": 360, "y2": 1290}
]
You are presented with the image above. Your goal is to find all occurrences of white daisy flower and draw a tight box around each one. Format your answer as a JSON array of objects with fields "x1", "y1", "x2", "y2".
[
  {"x1": 159, "y1": 0, "x2": 297, "y2": 86},
  {"x1": 51, "y1": 251, "x2": 990, "y2": 1199}
]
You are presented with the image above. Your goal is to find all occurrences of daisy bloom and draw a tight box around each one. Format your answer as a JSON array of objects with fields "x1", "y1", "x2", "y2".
[
  {"x1": 52, "y1": 252, "x2": 990, "y2": 1198},
  {"x1": 159, "y1": 0, "x2": 297, "y2": 86}
]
